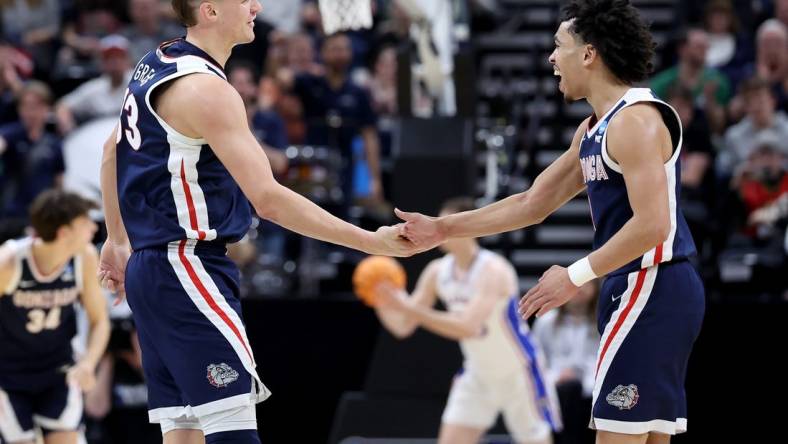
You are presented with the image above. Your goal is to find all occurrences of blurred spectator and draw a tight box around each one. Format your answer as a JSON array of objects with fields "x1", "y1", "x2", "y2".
[
  {"x1": 666, "y1": 85, "x2": 716, "y2": 259},
  {"x1": 0, "y1": 40, "x2": 25, "y2": 125},
  {"x1": 258, "y1": 0, "x2": 303, "y2": 34},
  {"x1": 287, "y1": 32, "x2": 323, "y2": 76},
  {"x1": 56, "y1": 3, "x2": 121, "y2": 87},
  {"x1": 227, "y1": 61, "x2": 288, "y2": 172},
  {"x1": 532, "y1": 280, "x2": 599, "y2": 444},
  {"x1": 368, "y1": 45, "x2": 398, "y2": 117},
  {"x1": 651, "y1": 27, "x2": 731, "y2": 134},
  {"x1": 732, "y1": 137, "x2": 788, "y2": 239},
  {"x1": 0, "y1": 0, "x2": 61, "y2": 77},
  {"x1": 0, "y1": 81, "x2": 63, "y2": 242},
  {"x1": 720, "y1": 76, "x2": 788, "y2": 178},
  {"x1": 367, "y1": 45, "x2": 398, "y2": 158},
  {"x1": 703, "y1": 0, "x2": 754, "y2": 84},
  {"x1": 728, "y1": 19, "x2": 788, "y2": 120},
  {"x1": 259, "y1": 32, "x2": 322, "y2": 145},
  {"x1": 279, "y1": 32, "x2": 383, "y2": 206},
  {"x1": 120, "y1": 0, "x2": 183, "y2": 64},
  {"x1": 55, "y1": 35, "x2": 133, "y2": 134}
]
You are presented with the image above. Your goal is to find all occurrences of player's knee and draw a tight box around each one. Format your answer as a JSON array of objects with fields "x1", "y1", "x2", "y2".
[
  {"x1": 204, "y1": 430, "x2": 260, "y2": 444},
  {"x1": 200, "y1": 404, "x2": 258, "y2": 441}
]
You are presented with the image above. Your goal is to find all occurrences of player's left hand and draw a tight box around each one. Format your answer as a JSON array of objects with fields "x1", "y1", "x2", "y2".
[
  {"x1": 66, "y1": 361, "x2": 97, "y2": 393},
  {"x1": 99, "y1": 240, "x2": 131, "y2": 305},
  {"x1": 374, "y1": 282, "x2": 410, "y2": 312},
  {"x1": 519, "y1": 265, "x2": 582, "y2": 319}
]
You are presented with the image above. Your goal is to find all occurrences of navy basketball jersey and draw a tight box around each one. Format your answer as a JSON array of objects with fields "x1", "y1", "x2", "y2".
[
  {"x1": 115, "y1": 38, "x2": 252, "y2": 251},
  {"x1": 0, "y1": 238, "x2": 80, "y2": 374},
  {"x1": 579, "y1": 88, "x2": 696, "y2": 276}
]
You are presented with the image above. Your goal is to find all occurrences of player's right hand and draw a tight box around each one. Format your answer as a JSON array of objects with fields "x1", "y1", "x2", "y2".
[
  {"x1": 99, "y1": 240, "x2": 131, "y2": 305},
  {"x1": 369, "y1": 225, "x2": 421, "y2": 257},
  {"x1": 67, "y1": 361, "x2": 97, "y2": 393},
  {"x1": 395, "y1": 208, "x2": 447, "y2": 250}
]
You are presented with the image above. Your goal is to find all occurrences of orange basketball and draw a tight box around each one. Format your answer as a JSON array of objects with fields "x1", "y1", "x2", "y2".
[{"x1": 352, "y1": 256, "x2": 407, "y2": 307}]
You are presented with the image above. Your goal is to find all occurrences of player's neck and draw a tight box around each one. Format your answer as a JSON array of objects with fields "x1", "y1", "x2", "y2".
[
  {"x1": 586, "y1": 80, "x2": 631, "y2": 123},
  {"x1": 185, "y1": 31, "x2": 231, "y2": 68},
  {"x1": 31, "y1": 238, "x2": 73, "y2": 276},
  {"x1": 452, "y1": 243, "x2": 480, "y2": 270}
]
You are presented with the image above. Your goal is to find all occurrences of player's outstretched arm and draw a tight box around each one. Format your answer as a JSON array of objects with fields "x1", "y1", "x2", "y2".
[
  {"x1": 70, "y1": 244, "x2": 111, "y2": 393},
  {"x1": 374, "y1": 260, "x2": 440, "y2": 338},
  {"x1": 398, "y1": 120, "x2": 589, "y2": 248},
  {"x1": 520, "y1": 106, "x2": 671, "y2": 319},
  {"x1": 185, "y1": 75, "x2": 418, "y2": 257},
  {"x1": 379, "y1": 259, "x2": 510, "y2": 341},
  {"x1": 98, "y1": 127, "x2": 131, "y2": 301}
]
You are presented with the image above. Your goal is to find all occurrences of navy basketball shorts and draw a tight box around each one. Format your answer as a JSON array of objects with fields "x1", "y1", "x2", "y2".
[
  {"x1": 125, "y1": 240, "x2": 270, "y2": 425},
  {"x1": 591, "y1": 260, "x2": 704, "y2": 435},
  {"x1": 0, "y1": 371, "x2": 82, "y2": 442}
]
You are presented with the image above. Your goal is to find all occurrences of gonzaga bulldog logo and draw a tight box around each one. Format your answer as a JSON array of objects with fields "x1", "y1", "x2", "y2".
[
  {"x1": 606, "y1": 384, "x2": 640, "y2": 410},
  {"x1": 206, "y1": 363, "x2": 239, "y2": 388}
]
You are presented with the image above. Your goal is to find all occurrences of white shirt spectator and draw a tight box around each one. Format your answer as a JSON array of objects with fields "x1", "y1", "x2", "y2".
[
  {"x1": 532, "y1": 309, "x2": 599, "y2": 397},
  {"x1": 59, "y1": 70, "x2": 132, "y2": 123}
]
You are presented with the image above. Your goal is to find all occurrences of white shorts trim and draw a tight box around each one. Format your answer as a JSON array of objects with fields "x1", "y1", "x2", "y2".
[
  {"x1": 148, "y1": 392, "x2": 256, "y2": 423},
  {"x1": 0, "y1": 388, "x2": 35, "y2": 442},
  {"x1": 32, "y1": 383, "x2": 83, "y2": 431},
  {"x1": 160, "y1": 417, "x2": 201, "y2": 435},
  {"x1": 591, "y1": 417, "x2": 687, "y2": 435}
]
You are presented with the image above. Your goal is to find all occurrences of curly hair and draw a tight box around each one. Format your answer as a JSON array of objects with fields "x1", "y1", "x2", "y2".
[{"x1": 562, "y1": 0, "x2": 656, "y2": 84}]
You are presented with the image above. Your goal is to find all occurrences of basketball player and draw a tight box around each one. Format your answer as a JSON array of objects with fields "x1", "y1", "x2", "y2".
[
  {"x1": 97, "y1": 1, "x2": 416, "y2": 444},
  {"x1": 0, "y1": 190, "x2": 110, "y2": 444},
  {"x1": 373, "y1": 198, "x2": 560, "y2": 444},
  {"x1": 395, "y1": 1, "x2": 705, "y2": 443}
]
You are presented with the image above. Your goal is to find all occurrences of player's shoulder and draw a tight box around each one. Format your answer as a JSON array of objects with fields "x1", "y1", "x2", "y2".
[
  {"x1": 481, "y1": 250, "x2": 516, "y2": 275},
  {"x1": 612, "y1": 102, "x2": 663, "y2": 130},
  {"x1": 0, "y1": 240, "x2": 18, "y2": 270},
  {"x1": 164, "y1": 74, "x2": 242, "y2": 121},
  {"x1": 608, "y1": 102, "x2": 665, "y2": 142}
]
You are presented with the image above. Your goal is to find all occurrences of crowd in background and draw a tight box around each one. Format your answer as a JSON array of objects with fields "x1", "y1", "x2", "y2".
[{"x1": 0, "y1": 0, "x2": 786, "y2": 443}]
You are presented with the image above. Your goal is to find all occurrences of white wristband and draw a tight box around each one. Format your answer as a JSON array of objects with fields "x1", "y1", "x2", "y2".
[{"x1": 567, "y1": 256, "x2": 597, "y2": 287}]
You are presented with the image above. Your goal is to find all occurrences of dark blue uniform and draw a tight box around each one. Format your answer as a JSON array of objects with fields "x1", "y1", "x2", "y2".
[
  {"x1": 0, "y1": 238, "x2": 83, "y2": 442},
  {"x1": 114, "y1": 38, "x2": 269, "y2": 425},
  {"x1": 579, "y1": 88, "x2": 705, "y2": 435}
]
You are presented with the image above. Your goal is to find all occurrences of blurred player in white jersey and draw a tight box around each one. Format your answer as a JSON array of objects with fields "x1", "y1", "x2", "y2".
[{"x1": 373, "y1": 197, "x2": 560, "y2": 444}]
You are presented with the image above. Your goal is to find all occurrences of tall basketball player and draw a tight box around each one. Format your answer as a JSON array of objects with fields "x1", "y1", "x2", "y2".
[
  {"x1": 98, "y1": 1, "x2": 416, "y2": 444},
  {"x1": 374, "y1": 198, "x2": 560, "y2": 444},
  {"x1": 0, "y1": 190, "x2": 110, "y2": 444},
  {"x1": 395, "y1": 1, "x2": 705, "y2": 443}
]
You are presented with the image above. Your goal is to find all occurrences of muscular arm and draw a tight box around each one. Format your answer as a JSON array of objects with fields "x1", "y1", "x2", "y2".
[
  {"x1": 374, "y1": 260, "x2": 440, "y2": 338},
  {"x1": 402, "y1": 259, "x2": 513, "y2": 341},
  {"x1": 77, "y1": 245, "x2": 110, "y2": 370},
  {"x1": 586, "y1": 105, "x2": 672, "y2": 277},
  {"x1": 170, "y1": 75, "x2": 404, "y2": 255},
  {"x1": 429, "y1": 121, "x2": 588, "y2": 239},
  {"x1": 100, "y1": 127, "x2": 129, "y2": 245}
]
